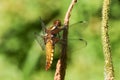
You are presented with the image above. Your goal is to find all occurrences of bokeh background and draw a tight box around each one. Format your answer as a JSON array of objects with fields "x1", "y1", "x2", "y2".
[{"x1": 0, "y1": 0, "x2": 120, "y2": 80}]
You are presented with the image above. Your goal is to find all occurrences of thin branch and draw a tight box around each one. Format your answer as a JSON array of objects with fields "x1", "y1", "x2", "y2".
[
  {"x1": 101, "y1": 0, "x2": 114, "y2": 80},
  {"x1": 64, "y1": 0, "x2": 77, "y2": 25},
  {"x1": 54, "y1": 0, "x2": 77, "y2": 80}
]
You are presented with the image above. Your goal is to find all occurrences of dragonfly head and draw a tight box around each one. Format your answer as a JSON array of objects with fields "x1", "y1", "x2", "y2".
[{"x1": 53, "y1": 20, "x2": 61, "y2": 26}]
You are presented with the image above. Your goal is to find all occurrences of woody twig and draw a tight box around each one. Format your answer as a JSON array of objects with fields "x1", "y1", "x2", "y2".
[{"x1": 54, "y1": 0, "x2": 77, "y2": 80}]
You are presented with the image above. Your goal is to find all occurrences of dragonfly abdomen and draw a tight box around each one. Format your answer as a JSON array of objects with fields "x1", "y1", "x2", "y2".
[{"x1": 45, "y1": 39, "x2": 54, "y2": 70}]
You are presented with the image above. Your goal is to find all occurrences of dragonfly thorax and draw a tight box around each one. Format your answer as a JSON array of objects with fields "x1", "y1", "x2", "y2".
[{"x1": 44, "y1": 33, "x2": 53, "y2": 44}]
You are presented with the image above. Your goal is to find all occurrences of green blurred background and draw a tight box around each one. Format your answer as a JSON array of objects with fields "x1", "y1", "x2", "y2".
[{"x1": 0, "y1": 0, "x2": 120, "y2": 80}]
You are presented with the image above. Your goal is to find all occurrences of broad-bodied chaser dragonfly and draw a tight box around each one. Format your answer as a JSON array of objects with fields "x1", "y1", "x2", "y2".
[{"x1": 35, "y1": 18, "x2": 87, "y2": 70}]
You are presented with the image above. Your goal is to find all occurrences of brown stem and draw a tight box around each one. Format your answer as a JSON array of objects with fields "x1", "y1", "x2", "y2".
[
  {"x1": 101, "y1": 0, "x2": 114, "y2": 80},
  {"x1": 54, "y1": 0, "x2": 77, "y2": 80}
]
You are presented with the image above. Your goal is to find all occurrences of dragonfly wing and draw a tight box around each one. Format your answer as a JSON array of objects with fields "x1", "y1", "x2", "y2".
[
  {"x1": 34, "y1": 18, "x2": 47, "y2": 50},
  {"x1": 68, "y1": 38, "x2": 87, "y2": 51},
  {"x1": 67, "y1": 21, "x2": 88, "y2": 51},
  {"x1": 69, "y1": 21, "x2": 88, "y2": 30},
  {"x1": 35, "y1": 32, "x2": 45, "y2": 50},
  {"x1": 69, "y1": 21, "x2": 88, "y2": 37},
  {"x1": 39, "y1": 18, "x2": 46, "y2": 35}
]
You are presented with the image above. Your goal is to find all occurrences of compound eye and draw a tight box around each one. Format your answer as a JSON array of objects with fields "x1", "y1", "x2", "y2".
[{"x1": 54, "y1": 20, "x2": 61, "y2": 26}]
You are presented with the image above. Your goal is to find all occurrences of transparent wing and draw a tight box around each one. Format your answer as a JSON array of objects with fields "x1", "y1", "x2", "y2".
[
  {"x1": 68, "y1": 38, "x2": 87, "y2": 52},
  {"x1": 34, "y1": 32, "x2": 45, "y2": 50},
  {"x1": 70, "y1": 21, "x2": 87, "y2": 28},
  {"x1": 34, "y1": 18, "x2": 46, "y2": 50},
  {"x1": 67, "y1": 21, "x2": 88, "y2": 51},
  {"x1": 39, "y1": 17, "x2": 46, "y2": 35},
  {"x1": 69, "y1": 21, "x2": 88, "y2": 38}
]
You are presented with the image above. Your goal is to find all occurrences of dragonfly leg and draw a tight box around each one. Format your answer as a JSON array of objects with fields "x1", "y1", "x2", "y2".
[
  {"x1": 52, "y1": 37, "x2": 59, "y2": 45},
  {"x1": 57, "y1": 39, "x2": 66, "y2": 45},
  {"x1": 60, "y1": 25, "x2": 67, "y2": 30}
]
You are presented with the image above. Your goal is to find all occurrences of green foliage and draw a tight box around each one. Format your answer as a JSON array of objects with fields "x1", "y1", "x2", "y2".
[{"x1": 0, "y1": 0, "x2": 120, "y2": 80}]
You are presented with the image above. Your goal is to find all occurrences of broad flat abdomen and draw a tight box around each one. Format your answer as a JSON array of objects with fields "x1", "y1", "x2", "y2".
[{"x1": 45, "y1": 40, "x2": 54, "y2": 70}]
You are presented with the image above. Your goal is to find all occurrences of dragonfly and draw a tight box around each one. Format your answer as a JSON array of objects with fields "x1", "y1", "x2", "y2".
[{"x1": 35, "y1": 18, "x2": 87, "y2": 70}]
